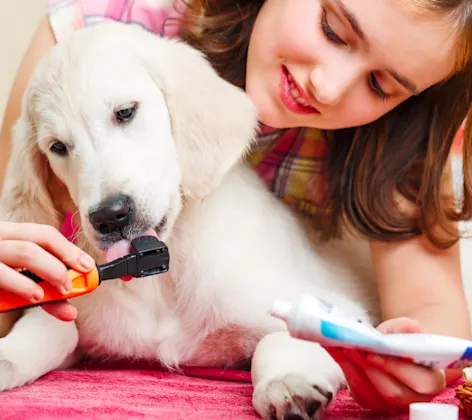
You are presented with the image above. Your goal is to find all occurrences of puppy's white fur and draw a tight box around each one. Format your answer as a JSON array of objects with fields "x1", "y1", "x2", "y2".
[{"x1": 0, "y1": 22, "x2": 471, "y2": 419}]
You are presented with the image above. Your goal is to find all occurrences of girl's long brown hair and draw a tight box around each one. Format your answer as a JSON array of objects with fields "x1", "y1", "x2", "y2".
[{"x1": 175, "y1": 0, "x2": 472, "y2": 249}]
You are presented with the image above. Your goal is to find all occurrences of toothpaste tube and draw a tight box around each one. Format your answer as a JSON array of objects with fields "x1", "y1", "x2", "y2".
[{"x1": 269, "y1": 294, "x2": 472, "y2": 369}]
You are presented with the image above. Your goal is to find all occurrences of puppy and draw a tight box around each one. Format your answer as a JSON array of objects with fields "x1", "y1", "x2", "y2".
[{"x1": 0, "y1": 22, "x2": 470, "y2": 420}]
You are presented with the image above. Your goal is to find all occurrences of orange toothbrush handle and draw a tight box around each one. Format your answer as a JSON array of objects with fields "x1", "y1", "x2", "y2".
[{"x1": 0, "y1": 267, "x2": 100, "y2": 313}]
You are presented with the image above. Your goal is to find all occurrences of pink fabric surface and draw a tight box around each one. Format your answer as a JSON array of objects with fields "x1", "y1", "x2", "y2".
[{"x1": 0, "y1": 359, "x2": 464, "y2": 420}]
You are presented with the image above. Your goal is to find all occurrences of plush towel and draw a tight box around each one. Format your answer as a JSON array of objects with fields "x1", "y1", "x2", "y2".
[{"x1": 0, "y1": 360, "x2": 463, "y2": 420}]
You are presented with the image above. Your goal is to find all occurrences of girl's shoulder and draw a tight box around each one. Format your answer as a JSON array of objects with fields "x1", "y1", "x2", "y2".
[{"x1": 48, "y1": 0, "x2": 183, "y2": 43}]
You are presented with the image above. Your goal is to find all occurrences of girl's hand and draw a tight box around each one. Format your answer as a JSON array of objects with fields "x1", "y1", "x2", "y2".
[
  {"x1": 325, "y1": 317, "x2": 447, "y2": 414},
  {"x1": 0, "y1": 221, "x2": 95, "y2": 321}
]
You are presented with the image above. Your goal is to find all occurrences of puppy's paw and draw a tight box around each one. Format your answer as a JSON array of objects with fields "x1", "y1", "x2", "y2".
[
  {"x1": 252, "y1": 373, "x2": 334, "y2": 420},
  {"x1": 0, "y1": 358, "x2": 37, "y2": 392},
  {"x1": 0, "y1": 308, "x2": 80, "y2": 392}
]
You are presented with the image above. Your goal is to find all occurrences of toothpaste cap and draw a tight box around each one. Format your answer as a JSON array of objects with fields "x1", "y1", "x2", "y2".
[
  {"x1": 409, "y1": 403, "x2": 458, "y2": 420},
  {"x1": 270, "y1": 300, "x2": 293, "y2": 321}
]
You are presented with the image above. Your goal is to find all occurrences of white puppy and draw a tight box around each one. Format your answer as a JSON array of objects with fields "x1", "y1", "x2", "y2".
[{"x1": 0, "y1": 22, "x2": 470, "y2": 420}]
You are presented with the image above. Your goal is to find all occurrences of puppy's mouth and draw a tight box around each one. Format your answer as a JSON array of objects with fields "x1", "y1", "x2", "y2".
[
  {"x1": 103, "y1": 217, "x2": 168, "y2": 280},
  {"x1": 104, "y1": 227, "x2": 159, "y2": 263}
]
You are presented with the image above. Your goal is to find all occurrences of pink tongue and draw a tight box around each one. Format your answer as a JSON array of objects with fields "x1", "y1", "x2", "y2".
[
  {"x1": 105, "y1": 229, "x2": 158, "y2": 280},
  {"x1": 105, "y1": 239, "x2": 132, "y2": 264}
]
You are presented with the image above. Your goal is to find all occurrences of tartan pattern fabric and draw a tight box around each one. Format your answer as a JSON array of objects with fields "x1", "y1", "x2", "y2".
[{"x1": 247, "y1": 126, "x2": 328, "y2": 216}]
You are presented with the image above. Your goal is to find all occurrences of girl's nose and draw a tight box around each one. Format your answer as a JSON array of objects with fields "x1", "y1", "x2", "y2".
[{"x1": 309, "y1": 61, "x2": 362, "y2": 106}]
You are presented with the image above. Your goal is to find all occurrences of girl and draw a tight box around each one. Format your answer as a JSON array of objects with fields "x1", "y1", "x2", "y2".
[{"x1": 0, "y1": 0, "x2": 471, "y2": 415}]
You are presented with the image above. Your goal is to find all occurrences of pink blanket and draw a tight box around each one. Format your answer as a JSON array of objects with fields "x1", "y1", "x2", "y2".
[{"x1": 0, "y1": 360, "x2": 464, "y2": 419}]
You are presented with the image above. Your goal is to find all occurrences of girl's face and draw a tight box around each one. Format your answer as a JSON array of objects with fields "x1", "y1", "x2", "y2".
[{"x1": 246, "y1": 0, "x2": 459, "y2": 129}]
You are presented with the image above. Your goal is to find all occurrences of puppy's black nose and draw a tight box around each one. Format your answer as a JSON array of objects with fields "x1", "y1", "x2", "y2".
[{"x1": 89, "y1": 195, "x2": 133, "y2": 235}]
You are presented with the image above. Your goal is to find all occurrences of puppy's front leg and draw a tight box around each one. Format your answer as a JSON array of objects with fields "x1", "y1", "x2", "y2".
[
  {"x1": 0, "y1": 308, "x2": 79, "y2": 391},
  {"x1": 252, "y1": 331, "x2": 344, "y2": 420}
]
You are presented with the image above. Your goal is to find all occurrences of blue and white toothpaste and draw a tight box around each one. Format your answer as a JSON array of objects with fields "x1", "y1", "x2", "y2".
[{"x1": 270, "y1": 294, "x2": 472, "y2": 369}]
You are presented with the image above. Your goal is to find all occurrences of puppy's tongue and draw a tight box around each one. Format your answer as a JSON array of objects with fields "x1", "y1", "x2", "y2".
[
  {"x1": 105, "y1": 229, "x2": 158, "y2": 281},
  {"x1": 105, "y1": 240, "x2": 132, "y2": 264}
]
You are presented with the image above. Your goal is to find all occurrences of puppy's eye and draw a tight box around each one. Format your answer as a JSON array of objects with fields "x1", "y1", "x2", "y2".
[
  {"x1": 50, "y1": 141, "x2": 68, "y2": 156},
  {"x1": 115, "y1": 104, "x2": 137, "y2": 123}
]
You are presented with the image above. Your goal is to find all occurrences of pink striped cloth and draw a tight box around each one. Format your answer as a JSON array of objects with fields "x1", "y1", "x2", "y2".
[{"x1": 0, "y1": 359, "x2": 465, "y2": 419}]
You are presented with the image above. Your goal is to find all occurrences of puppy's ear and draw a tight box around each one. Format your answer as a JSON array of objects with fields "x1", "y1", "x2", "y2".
[
  {"x1": 143, "y1": 36, "x2": 259, "y2": 199},
  {"x1": 0, "y1": 94, "x2": 63, "y2": 227}
]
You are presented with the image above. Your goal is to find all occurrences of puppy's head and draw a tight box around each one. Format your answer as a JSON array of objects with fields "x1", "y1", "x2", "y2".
[{"x1": 1, "y1": 22, "x2": 258, "y2": 261}]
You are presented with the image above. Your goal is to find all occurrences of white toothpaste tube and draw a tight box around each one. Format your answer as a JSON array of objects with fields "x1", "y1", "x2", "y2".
[{"x1": 269, "y1": 294, "x2": 472, "y2": 369}]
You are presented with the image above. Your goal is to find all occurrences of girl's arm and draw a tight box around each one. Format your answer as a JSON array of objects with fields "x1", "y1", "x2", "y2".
[
  {"x1": 371, "y1": 236, "x2": 468, "y2": 386},
  {"x1": 371, "y1": 154, "x2": 470, "y2": 337},
  {"x1": 371, "y1": 234, "x2": 468, "y2": 338},
  {"x1": 0, "y1": 16, "x2": 55, "y2": 194},
  {"x1": 371, "y1": 157, "x2": 470, "y2": 383},
  {"x1": 326, "y1": 167, "x2": 467, "y2": 412}
]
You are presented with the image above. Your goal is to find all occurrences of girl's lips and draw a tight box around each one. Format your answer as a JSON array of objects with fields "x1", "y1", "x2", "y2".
[{"x1": 279, "y1": 66, "x2": 320, "y2": 115}]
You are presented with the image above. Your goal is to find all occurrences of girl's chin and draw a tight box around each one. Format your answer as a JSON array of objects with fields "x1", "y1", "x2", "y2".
[
  {"x1": 256, "y1": 106, "x2": 303, "y2": 129},
  {"x1": 258, "y1": 113, "x2": 321, "y2": 130}
]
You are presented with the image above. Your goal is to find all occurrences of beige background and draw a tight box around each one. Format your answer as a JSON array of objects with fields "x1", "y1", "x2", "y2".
[{"x1": 0, "y1": 1, "x2": 46, "y2": 120}]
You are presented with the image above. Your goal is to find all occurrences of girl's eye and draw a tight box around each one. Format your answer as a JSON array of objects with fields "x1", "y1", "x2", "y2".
[
  {"x1": 320, "y1": 8, "x2": 389, "y2": 102},
  {"x1": 321, "y1": 10, "x2": 346, "y2": 46},
  {"x1": 369, "y1": 73, "x2": 389, "y2": 101}
]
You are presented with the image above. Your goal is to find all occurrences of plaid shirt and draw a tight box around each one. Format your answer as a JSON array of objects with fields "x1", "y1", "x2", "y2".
[
  {"x1": 48, "y1": 0, "x2": 465, "y2": 220},
  {"x1": 248, "y1": 126, "x2": 328, "y2": 216}
]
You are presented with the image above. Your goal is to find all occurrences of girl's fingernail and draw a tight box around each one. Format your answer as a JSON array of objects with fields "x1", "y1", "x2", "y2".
[
  {"x1": 79, "y1": 254, "x2": 95, "y2": 271},
  {"x1": 60, "y1": 281, "x2": 72, "y2": 295},
  {"x1": 31, "y1": 290, "x2": 44, "y2": 302},
  {"x1": 65, "y1": 279, "x2": 73, "y2": 292}
]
